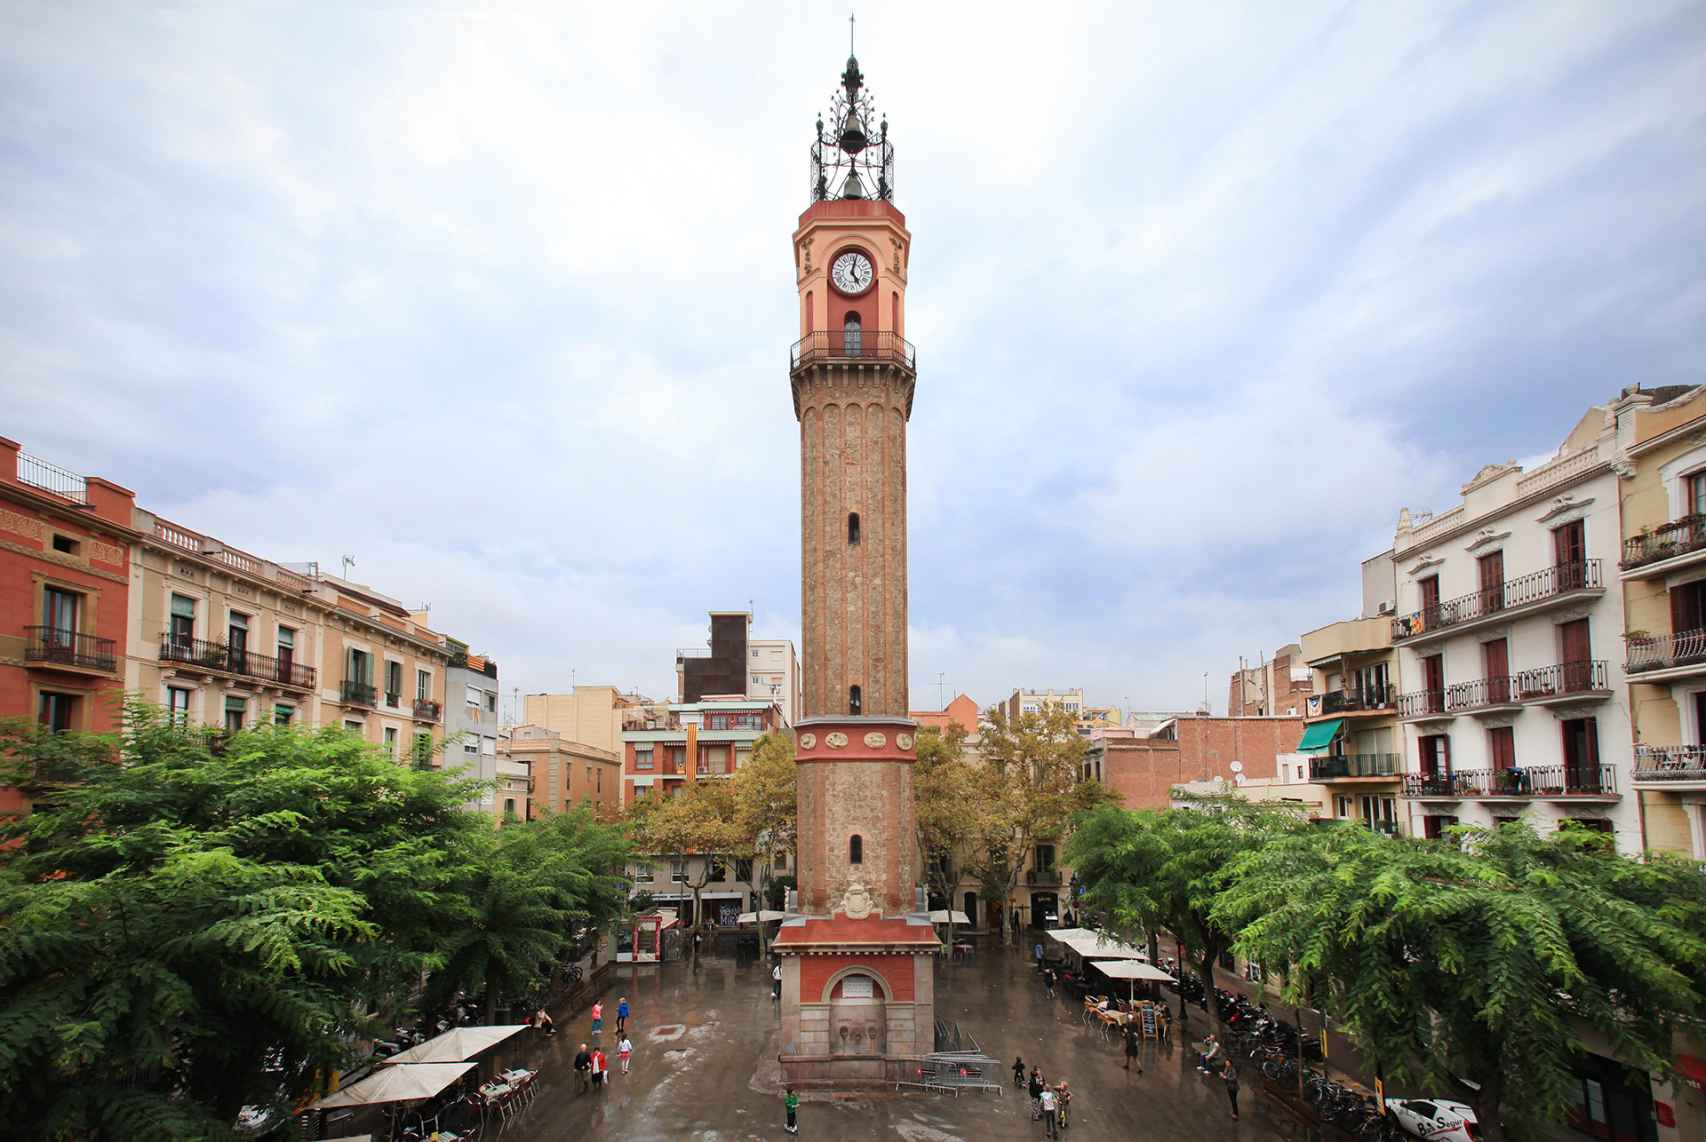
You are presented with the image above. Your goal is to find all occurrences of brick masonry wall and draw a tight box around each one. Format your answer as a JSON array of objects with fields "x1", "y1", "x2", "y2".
[{"x1": 1102, "y1": 716, "x2": 1306, "y2": 810}]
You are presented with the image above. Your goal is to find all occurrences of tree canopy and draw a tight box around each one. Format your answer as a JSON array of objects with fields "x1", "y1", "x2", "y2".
[{"x1": 0, "y1": 706, "x2": 629, "y2": 1141}]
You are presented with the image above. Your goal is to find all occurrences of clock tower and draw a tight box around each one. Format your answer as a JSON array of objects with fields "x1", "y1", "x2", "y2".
[{"x1": 774, "y1": 45, "x2": 937, "y2": 1084}]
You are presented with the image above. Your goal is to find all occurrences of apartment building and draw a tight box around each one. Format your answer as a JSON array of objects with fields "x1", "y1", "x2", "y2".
[
  {"x1": 620, "y1": 696, "x2": 783, "y2": 805},
  {"x1": 1297, "y1": 549, "x2": 1406, "y2": 834},
  {"x1": 747, "y1": 636, "x2": 802, "y2": 727},
  {"x1": 1000, "y1": 687, "x2": 1121, "y2": 736},
  {"x1": 523, "y1": 685, "x2": 638, "y2": 755},
  {"x1": 1227, "y1": 644, "x2": 1314, "y2": 717},
  {"x1": 500, "y1": 724, "x2": 618, "y2": 818},
  {"x1": 908, "y1": 692, "x2": 980, "y2": 736},
  {"x1": 674, "y1": 610, "x2": 801, "y2": 727},
  {"x1": 438, "y1": 639, "x2": 503, "y2": 814},
  {"x1": 131, "y1": 515, "x2": 453, "y2": 760},
  {"x1": 0, "y1": 440, "x2": 135, "y2": 814},
  {"x1": 1614, "y1": 384, "x2": 1706, "y2": 859},
  {"x1": 1389, "y1": 395, "x2": 1638, "y2": 852}
]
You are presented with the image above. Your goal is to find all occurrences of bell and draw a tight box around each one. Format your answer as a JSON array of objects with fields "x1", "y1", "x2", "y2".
[
  {"x1": 841, "y1": 169, "x2": 865, "y2": 200},
  {"x1": 839, "y1": 117, "x2": 867, "y2": 155}
]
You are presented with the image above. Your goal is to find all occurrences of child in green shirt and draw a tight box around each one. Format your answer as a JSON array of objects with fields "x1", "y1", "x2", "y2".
[{"x1": 784, "y1": 1087, "x2": 799, "y2": 1134}]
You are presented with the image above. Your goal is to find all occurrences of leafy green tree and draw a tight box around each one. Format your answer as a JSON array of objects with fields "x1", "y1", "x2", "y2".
[
  {"x1": 965, "y1": 705, "x2": 1110, "y2": 945},
  {"x1": 430, "y1": 806, "x2": 630, "y2": 1024},
  {"x1": 628, "y1": 779, "x2": 743, "y2": 948},
  {"x1": 0, "y1": 709, "x2": 487, "y2": 1139},
  {"x1": 914, "y1": 724, "x2": 980, "y2": 945},
  {"x1": 730, "y1": 732, "x2": 797, "y2": 951},
  {"x1": 1213, "y1": 821, "x2": 1706, "y2": 1142},
  {"x1": 1066, "y1": 796, "x2": 1305, "y2": 1027}
]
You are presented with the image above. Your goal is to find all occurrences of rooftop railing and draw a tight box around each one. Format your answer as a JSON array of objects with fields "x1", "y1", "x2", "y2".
[
  {"x1": 16, "y1": 452, "x2": 88, "y2": 503},
  {"x1": 1391, "y1": 560, "x2": 1602, "y2": 641}
]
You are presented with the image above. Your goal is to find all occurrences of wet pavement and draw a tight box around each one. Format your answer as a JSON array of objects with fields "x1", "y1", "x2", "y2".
[{"x1": 471, "y1": 940, "x2": 1333, "y2": 1142}]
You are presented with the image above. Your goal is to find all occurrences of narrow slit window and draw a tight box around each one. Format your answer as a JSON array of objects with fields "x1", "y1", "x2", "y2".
[
  {"x1": 849, "y1": 834, "x2": 863, "y2": 864},
  {"x1": 849, "y1": 685, "x2": 862, "y2": 715},
  {"x1": 848, "y1": 512, "x2": 861, "y2": 545}
]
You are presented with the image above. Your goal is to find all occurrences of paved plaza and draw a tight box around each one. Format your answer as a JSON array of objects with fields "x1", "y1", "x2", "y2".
[{"x1": 479, "y1": 942, "x2": 1328, "y2": 1142}]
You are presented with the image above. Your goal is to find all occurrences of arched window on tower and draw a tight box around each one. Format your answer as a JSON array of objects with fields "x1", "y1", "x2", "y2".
[
  {"x1": 849, "y1": 834, "x2": 863, "y2": 865},
  {"x1": 848, "y1": 512, "x2": 860, "y2": 546},
  {"x1": 805, "y1": 290, "x2": 814, "y2": 334},
  {"x1": 849, "y1": 685, "x2": 862, "y2": 715},
  {"x1": 843, "y1": 312, "x2": 862, "y2": 356},
  {"x1": 891, "y1": 291, "x2": 900, "y2": 338}
]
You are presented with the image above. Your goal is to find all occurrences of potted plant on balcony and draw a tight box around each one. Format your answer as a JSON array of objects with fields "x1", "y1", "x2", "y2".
[
  {"x1": 1494, "y1": 768, "x2": 1524, "y2": 795},
  {"x1": 198, "y1": 641, "x2": 229, "y2": 671}
]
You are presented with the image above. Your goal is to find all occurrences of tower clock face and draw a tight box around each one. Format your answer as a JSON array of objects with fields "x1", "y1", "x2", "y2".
[{"x1": 830, "y1": 250, "x2": 874, "y2": 295}]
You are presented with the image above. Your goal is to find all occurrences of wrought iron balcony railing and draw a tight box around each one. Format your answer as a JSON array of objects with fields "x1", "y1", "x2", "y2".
[
  {"x1": 1444, "y1": 675, "x2": 1520, "y2": 712},
  {"x1": 413, "y1": 698, "x2": 442, "y2": 721},
  {"x1": 1319, "y1": 684, "x2": 1393, "y2": 714},
  {"x1": 790, "y1": 330, "x2": 917, "y2": 371},
  {"x1": 1027, "y1": 867, "x2": 1062, "y2": 886},
  {"x1": 1621, "y1": 515, "x2": 1706, "y2": 570},
  {"x1": 1515, "y1": 659, "x2": 1607, "y2": 697},
  {"x1": 1403, "y1": 662, "x2": 1607, "y2": 716},
  {"x1": 1391, "y1": 560, "x2": 1602, "y2": 641},
  {"x1": 341, "y1": 680, "x2": 377, "y2": 706},
  {"x1": 1626, "y1": 629, "x2": 1706, "y2": 674},
  {"x1": 157, "y1": 638, "x2": 315, "y2": 688},
  {"x1": 1633, "y1": 744, "x2": 1706, "y2": 782},
  {"x1": 1309, "y1": 753, "x2": 1401, "y2": 781},
  {"x1": 1402, "y1": 763, "x2": 1616, "y2": 798},
  {"x1": 25, "y1": 626, "x2": 116, "y2": 671},
  {"x1": 1397, "y1": 688, "x2": 1447, "y2": 718}
]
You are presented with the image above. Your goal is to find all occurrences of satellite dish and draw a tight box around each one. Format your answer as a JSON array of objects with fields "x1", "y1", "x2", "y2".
[
  {"x1": 1234, "y1": 773, "x2": 1248, "y2": 787},
  {"x1": 1229, "y1": 761, "x2": 1244, "y2": 774}
]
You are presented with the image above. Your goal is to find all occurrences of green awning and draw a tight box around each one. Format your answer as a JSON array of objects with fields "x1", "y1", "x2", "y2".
[{"x1": 1296, "y1": 719, "x2": 1345, "y2": 754}]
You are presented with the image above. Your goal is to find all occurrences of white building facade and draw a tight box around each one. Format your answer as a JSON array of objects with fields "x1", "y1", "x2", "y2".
[{"x1": 1391, "y1": 401, "x2": 1639, "y2": 853}]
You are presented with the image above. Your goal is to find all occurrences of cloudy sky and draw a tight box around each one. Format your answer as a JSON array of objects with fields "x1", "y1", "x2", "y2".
[{"x1": 4, "y1": 2, "x2": 1703, "y2": 717}]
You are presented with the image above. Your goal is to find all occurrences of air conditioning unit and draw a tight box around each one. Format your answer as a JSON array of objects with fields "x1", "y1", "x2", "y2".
[{"x1": 1377, "y1": 602, "x2": 1394, "y2": 615}]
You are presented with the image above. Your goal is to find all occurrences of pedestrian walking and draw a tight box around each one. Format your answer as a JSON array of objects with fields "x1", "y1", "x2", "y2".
[
  {"x1": 590, "y1": 1000, "x2": 604, "y2": 1037},
  {"x1": 1157, "y1": 1005, "x2": 1171, "y2": 1045},
  {"x1": 783, "y1": 1086, "x2": 799, "y2": 1134},
  {"x1": 1033, "y1": 941, "x2": 1044, "y2": 968},
  {"x1": 1221, "y1": 1059, "x2": 1240, "y2": 1121},
  {"x1": 535, "y1": 1007, "x2": 555, "y2": 1036},
  {"x1": 1028, "y1": 1067, "x2": 1044, "y2": 1120},
  {"x1": 1123, "y1": 1024, "x2": 1143, "y2": 1073},
  {"x1": 772, "y1": 961, "x2": 783, "y2": 1001},
  {"x1": 1043, "y1": 967, "x2": 1056, "y2": 998},
  {"x1": 1056, "y1": 1081, "x2": 1072, "y2": 1130},
  {"x1": 1011, "y1": 910, "x2": 1020, "y2": 937},
  {"x1": 1012, "y1": 1056, "x2": 1026, "y2": 1088},
  {"x1": 1039, "y1": 1085, "x2": 1058, "y2": 1138},
  {"x1": 592, "y1": 1046, "x2": 607, "y2": 1090},
  {"x1": 573, "y1": 1043, "x2": 592, "y2": 1094},
  {"x1": 617, "y1": 995, "x2": 630, "y2": 1034},
  {"x1": 618, "y1": 1034, "x2": 633, "y2": 1074}
]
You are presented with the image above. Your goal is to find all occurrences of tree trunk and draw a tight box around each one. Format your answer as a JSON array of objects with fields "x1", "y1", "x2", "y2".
[
  {"x1": 483, "y1": 981, "x2": 499, "y2": 1025},
  {"x1": 1199, "y1": 945, "x2": 1223, "y2": 1031},
  {"x1": 1473, "y1": 1070, "x2": 1505, "y2": 1142}
]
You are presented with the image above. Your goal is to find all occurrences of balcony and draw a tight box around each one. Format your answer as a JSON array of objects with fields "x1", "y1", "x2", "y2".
[
  {"x1": 1401, "y1": 661, "x2": 1609, "y2": 721},
  {"x1": 413, "y1": 698, "x2": 442, "y2": 722},
  {"x1": 1402, "y1": 764, "x2": 1617, "y2": 800},
  {"x1": 1633, "y1": 745, "x2": 1706, "y2": 788},
  {"x1": 1309, "y1": 753, "x2": 1401, "y2": 781},
  {"x1": 341, "y1": 680, "x2": 377, "y2": 706},
  {"x1": 1317, "y1": 684, "x2": 1394, "y2": 716},
  {"x1": 25, "y1": 626, "x2": 117, "y2": 672},
  {"x1": 1626, "y1": 629, "x2": 1706, "y2": 682},
  {"x1": 789, "y1": 330, "x2": 917, "y2": 373},
  {"x1": 1026, "y1": 868, "x2": 1062, "y2": 886},
  {"x1": 1621, "y1": 515, "x2": 1706, "y2": 579},
  {"x1": 157, "y1": 638, "x2": 316, "y2": 689},
  {"x1": 1390, "y1": 560, "x2": 1603, "y2": 646}
]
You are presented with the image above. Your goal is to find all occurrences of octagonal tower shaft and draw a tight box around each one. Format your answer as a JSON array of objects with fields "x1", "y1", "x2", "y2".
[{"x1": 791, "y1": 199, "x2": 914, "y2": 721}]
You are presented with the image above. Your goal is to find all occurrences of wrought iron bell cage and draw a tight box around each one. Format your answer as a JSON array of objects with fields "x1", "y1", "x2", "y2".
[{"x1": 809, "y1": 54, "x2": 895, "y2": 204}]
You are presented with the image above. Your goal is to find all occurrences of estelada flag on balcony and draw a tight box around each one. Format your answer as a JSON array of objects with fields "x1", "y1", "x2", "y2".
[{"x1": 1296, "y1": 719, "x2": 1344, "y2": 754}]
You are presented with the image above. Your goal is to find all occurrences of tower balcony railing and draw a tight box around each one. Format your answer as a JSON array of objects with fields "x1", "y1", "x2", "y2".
[{"x1": 790, "y1": 330, "x2": 916, "y2": 372}]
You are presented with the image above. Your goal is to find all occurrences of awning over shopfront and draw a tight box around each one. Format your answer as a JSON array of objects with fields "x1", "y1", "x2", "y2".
[{"x1": 1296, "y1": 718, "x2": 1344, "y2": 754}]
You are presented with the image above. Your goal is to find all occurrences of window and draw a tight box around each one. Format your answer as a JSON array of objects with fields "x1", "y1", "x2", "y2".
[
  {"x1": 52, "y1": 534, "x2": 78, "y2": 554},
  {"x1": 1422, "y1": 654, "x2": 1445, "y2": 713},
  {"x1": 849, "y1": 685, "x2": 862, "y2": 715},
  {"x1": 849, "y1": 834, "x2": 863, "y2": 864},
  {"x1": 38, "y1": 691, "x2": 77, "y2": 731},
  {"x1": 635, "y1": 746, "x2": 654, "y2": 770},
  {"x1": 1671, "y1": 579, "x2": 1706, "y2": 636},
  {"x1": 671, "y1": 859, "x2": 688, "y2": 882},
  {"x1": 1477, "y1": 550, "x2": 1505, "y2": 611},
  {"x1": 1418, "y1": 734, "x2": 1451, "y2": 779},
  {"x1": 1689, "y1": 471, "x2": 1706, "y2": 517},
  {"x1": 1553, "y1": 519, "x2": 1586, "y2": 571},
  {"x1": 1418, "y1": 574, "x2": 1440, "y2": 616},
  {"x1": 1422, "y1": 814, "x2": 1458, "y2": 840},
  {"x1": 1558, "y1": 618, "x2": 1592, "y2": 692},
  {"x1": 170, "y1": 594, "x2": 196, "y2": 647},
  {"x1": 1034, "y1": 843, "x2": 1056, "y2": 871},
  {"x1": 346, "y1": 648, "x2": 371, "y2": 684},
  {"x1": 481, "y1": 737, "x2": 495, "y2": 756},
  {"x1": 167, "y1": 686, "x2": 192, "y2": 725},
  {"x1": 775, "y1": 851, "x2": 787, "y2": 870},
  {"x1": 43, "y1": 586, "x2": 79, "y2": 646},
  {"x1": 276, "y1": 625, "x2": 295, "y2": 674},
  {"x1": 274, "y1": 704, "x2": 294, "y2": 726},
  {"x1": 386, "y1": 661, "x2": 403, "y2": 705},
  {"x1": 416, "y1": 668, "x2": 430, "y2": 700},
  {"x1": 465, "y1": 741, "x2": 478, "y2": 754},
  {"x1": 412, "y1": 733, "x2": 433, "y2": 767},
  {"x1": 735, "y1": 858, "x2": 754, "y2": 882},
  {"x1": 668, "y1": 745, "x2": 686, "y2": 771},
  {"x1": 709, "y1": 858, "x2": 727, "y2": 882},
  {"x1": 631, "y1": 864, "x2": 656, "y2": 883},
  {"x1": 384, "y1": 727, "x2": 398, "y2": 758},
  {"x1": 1489, "y1": 726, "x2": 1516, "y2": 772},
  {"x1": 596, "y1": 768, "x2": 602, "y2": 793},
  {"x1": 227, "y1": 612, "x2": 249, "y2": 671},
  {"x1": 843, "y1": 312, "x2": 862, "y2": 355},
  {"x1": 486, "y1": 692, "x2": 497, "y2": 713},
  {"x1": 223, "y1": 696, "x2": 246, "y2": 734},
  {"x1": 344, "y1": 719, "x2": 364, "y2": 733},
  {"x1": 1563, "y1": 817, "x2": 1613, "y2": 835},
  {"x1": 848, "y1": 512, "x2": 861, "y2": 545},
  {"x1": 1561, "y1": 717, "x2": 1601, "y2": 791},
  {"x1": 466, "y1": 684, "x2": 482, "y2": 708},
  {"x1": 503, "y1": 798, "x2": 516, "y2": 821}
]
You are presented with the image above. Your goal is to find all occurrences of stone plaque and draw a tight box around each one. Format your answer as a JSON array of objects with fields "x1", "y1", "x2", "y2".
[
  {"x1": 896, "y1": 733, "x2": 914, "y2": 750},
  {"x1": 841, "y1": 975, "x2": 874, "y2": 999},
  {"x1": 799, "y1": 733, "x2": 817, "y2": 750},
  {"x1": 826, "y1": 731, "x2": 848, "y2": 748},
  {"x1": 863, "y1": 731, "x2": 887, "y2": 748}
]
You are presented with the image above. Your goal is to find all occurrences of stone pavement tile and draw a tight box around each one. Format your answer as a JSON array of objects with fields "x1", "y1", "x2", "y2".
[{"x1": 480, "y1": 945, "x2": 1323, "y2": 1141}]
